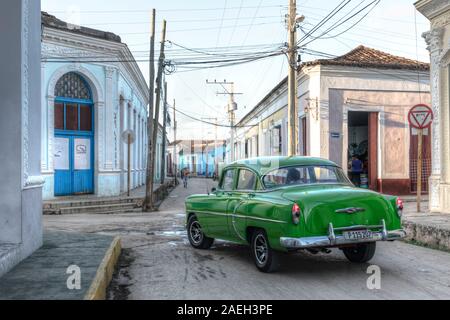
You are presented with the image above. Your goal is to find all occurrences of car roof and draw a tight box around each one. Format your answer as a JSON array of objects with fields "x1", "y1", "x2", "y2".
[{"x1": 225, "y1": 156, "x2": 339, "y2": 176}]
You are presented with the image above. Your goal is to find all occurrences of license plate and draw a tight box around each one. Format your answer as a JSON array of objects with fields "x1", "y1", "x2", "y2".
[{"x1": 343, "y1": 230, "x2": 373, "y2": 241}]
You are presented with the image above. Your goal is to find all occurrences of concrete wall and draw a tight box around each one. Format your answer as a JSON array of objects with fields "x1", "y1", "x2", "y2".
[
  {"x1": 0, "y1": 0, "x2": 43, "y2": 278},
  {"x1": 233, "y1": 61, "x2": 431, "y2": 196},
  {"x1": 329, "y1": 89, "x2": 431, "y2": 194}
]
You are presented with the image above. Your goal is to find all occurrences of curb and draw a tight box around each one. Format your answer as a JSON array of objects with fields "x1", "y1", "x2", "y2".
[
  {"x1": 403, "y1": 220, "x2": 450, "y2": 252},
  {"x1": 84, "y1": 237, "x2": 122, "y2": 300}
]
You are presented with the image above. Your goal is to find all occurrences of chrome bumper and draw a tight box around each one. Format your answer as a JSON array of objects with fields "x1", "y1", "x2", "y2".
[{"x1": 280, "y1": 220, "x2": 406, "y2": 249}]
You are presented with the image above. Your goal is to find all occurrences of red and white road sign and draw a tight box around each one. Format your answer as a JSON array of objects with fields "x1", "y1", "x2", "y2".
[{"x1": 408, "y1": 104, "x2": 433, "y2": 129}]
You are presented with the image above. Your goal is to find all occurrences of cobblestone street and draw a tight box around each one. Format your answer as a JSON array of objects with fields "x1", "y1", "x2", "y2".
[{"x1": 44, "y1": 178, "x2": 450, "y2": 300}]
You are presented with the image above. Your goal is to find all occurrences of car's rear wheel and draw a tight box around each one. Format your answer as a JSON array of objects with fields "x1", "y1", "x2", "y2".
[
  {"x1": 251, "y1": 229, "x2": 279, "y2": 273},
  {"x1": 187, "y1": 215, "x2": 214, "y2": 249},
  {"x1": 343, "y1": 242, "x2": 376, "y2": 263}
]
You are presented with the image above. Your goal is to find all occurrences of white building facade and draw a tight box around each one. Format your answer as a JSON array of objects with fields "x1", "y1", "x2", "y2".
[
  {"x1": 415, "y1": 0, "x2": 450, "y2": 214},
  {"x1": 0, "y1": 0, "x2": 43, "y2": 277},
  {"x1": 234, "y1": 46, "x2": 431, "y2": 196},
  {"x1": 41, "y1": 13, "x2": 156, "y2": 200}
]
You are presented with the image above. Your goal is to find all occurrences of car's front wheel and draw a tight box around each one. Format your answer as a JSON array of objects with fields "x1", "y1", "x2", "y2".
[
  {"x1": 343, "y1": 242, "x2": 376, "y2": 263},
  {"x1": 187, "y1": 215, "x2": 214, "y2": 249},
  {"x1": 251, "y1": 229, "x2": 280, "y2": 273}
]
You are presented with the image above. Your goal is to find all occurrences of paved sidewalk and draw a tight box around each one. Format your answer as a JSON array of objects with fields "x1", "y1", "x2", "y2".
[
  {"x1": 0, "y1": 231, "x2": 118, "y2": 300},
  {"x1": 403, "y1": 201, "x2": 450, "y2": 251}
]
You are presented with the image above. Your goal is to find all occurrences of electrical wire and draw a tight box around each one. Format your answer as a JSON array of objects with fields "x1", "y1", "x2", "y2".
[
  {"x1": 300, "y1": 0, "x2": 381, "y2": 47},
  {"x1": 298, "y1": 0, "x2": 351, "y2": 44},
  {"x1": 170, "y1": 106, "x2": 257, "y2": 129}
]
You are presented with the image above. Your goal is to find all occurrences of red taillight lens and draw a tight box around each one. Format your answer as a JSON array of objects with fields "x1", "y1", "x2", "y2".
[
  {"x1": 396, "y1": 198, "x2": 404, "y2": 210},
  {"x1": 292, "y1": 203, "x2": 301, "y2": 225}
]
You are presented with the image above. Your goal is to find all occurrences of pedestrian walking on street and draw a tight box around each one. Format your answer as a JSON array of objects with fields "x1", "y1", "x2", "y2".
[{"x1": 182, "y1": 168, "x2": 190, "y2": 188}]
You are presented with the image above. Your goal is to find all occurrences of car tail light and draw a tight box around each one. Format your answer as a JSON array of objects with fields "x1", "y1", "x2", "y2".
[
  {"x1": 396, "y1": 197, "x2": 404, "y2": 217},
  {"x1": 292, "y1": 203, "x2": 301, "y2": 225}
]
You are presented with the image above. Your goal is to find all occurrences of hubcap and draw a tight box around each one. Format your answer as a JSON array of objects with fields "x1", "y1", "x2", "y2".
[
  {"x1": 190, "y1": 221, "x2": 203, "y2": 245},
  {"x1": 254, "y1": 234, "x2": 268, "y2": 265}
]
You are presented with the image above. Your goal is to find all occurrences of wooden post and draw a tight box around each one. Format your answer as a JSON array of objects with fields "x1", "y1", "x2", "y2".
[
  {"x1": 146, "y1": 20, "x2": 167, "y2": 210},
  {"x1": 161, "y1": 81, "x2": 168, "y2": 185},
  {"x1": 417, "y1": 128, "x2": 423, "y2": 212},
  {"x1": 173, "y1": 99, "x2": 177, "y2": 185},
  {"x1": 144, "y1": 9, "x2": 156, "y2": 211},
  {"x1": 127, "y1": 133, "x2": 131, "y2": 197},
  {"x1": 287, "y1": 0, "x2": 298, "y2": 156}
]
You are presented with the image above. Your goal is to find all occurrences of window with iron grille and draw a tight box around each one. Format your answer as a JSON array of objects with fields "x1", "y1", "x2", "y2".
[{"x1": 55, "y1": 72, "x2": 91, "y2": 100}]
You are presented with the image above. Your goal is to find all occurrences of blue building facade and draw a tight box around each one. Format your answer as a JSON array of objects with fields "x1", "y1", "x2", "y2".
[
  {"x1": 40, "y1": 12, "x2": 165, "y2": 200},
  {"x1": 175, "y1": 140, "x2": 227, "y2": 178}
]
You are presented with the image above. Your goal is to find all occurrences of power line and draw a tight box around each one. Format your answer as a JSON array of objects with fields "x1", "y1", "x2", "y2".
[
  {"x1": 117, "y1": 21, "x2": 281, "y2": 35},
  {"x1": 47, "y1": 5, "x2": 286, "y2": 14},
  {"x1": 240, "y1": 0, "x2": 264, "y2": 46},
  {"x1": 300, "y1": 0, "x2": 381, "y2": 47},
  {"x1": 81, "y1": 15, "x2": 284, "y2": 26},
  {"x1": 215, "y1": 0, "x2": 228, "y2": 49},
  {"x1": 298, "y1": 0, "x2": 351, "y2": 44},
  {"x1": 171, "y1": 106, "x2": 257, "y2": 128},
  {"x1": 227, "y1": 0, "x2": 244, "y2": 46}
]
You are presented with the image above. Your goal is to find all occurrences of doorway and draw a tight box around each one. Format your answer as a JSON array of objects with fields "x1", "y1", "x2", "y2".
[
  {"x1": 53, "y1": 72, "x2": 94, "y2": 196},
  {"x1": 347, "y1": 111, "x2": 378, "y2": 190},
  {"x1": 409, "y1": 128, "x2": 431, "y2": 193}
]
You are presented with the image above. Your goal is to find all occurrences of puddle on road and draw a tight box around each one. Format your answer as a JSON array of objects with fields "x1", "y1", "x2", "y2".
[{"x1": 160, "y1": 230, "x2": 186, "y2": 237}]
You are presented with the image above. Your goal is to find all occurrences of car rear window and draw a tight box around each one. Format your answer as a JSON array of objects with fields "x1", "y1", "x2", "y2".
[
  {"x1": 221, "y1": 169, "x2": 235, "y2": 191},
  {"x1": 263, "y1": 165, "x2": 351, "y2": 189},
  {"x1": 237, "y1": 170, "x2": 256, "y2": 191}
]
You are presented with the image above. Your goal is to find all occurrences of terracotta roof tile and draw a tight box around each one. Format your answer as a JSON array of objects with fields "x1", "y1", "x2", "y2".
[{"x1": 303, "y1": 45, "x2": 429, "y2": 71}]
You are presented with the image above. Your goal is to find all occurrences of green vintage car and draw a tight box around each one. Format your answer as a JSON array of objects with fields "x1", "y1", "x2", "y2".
[{"x1": 185, "y1": 156, "x2": 406, "y2": 273}]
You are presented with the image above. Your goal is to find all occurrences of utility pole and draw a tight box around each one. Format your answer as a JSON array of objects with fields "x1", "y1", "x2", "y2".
[
  {"x1": 173, "y1": 99, "x2": 178, "y2": 184},
  {"x1": 206, "y1": 80, "x2": 242, "y2": 163},
  {"x1": 288, "y1": 0, "x2": 300, "y2": 157},
  {"x1": 143, "y1": 9, "x2": 156, "y2": 211},
  {"x1": 144, "y1": 19, "x2": 166, "y2": 211},
  {"x1": 161, "y1": 81, "x2": 168, "y2": 185}
]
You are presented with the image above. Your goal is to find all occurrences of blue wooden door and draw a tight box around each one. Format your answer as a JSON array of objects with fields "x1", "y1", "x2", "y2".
[
  {"x1": 54, "y1": 135, "x2": 94, "y2": 196},
  {"x1": 54, "y1": 136, "x2": 72, "y2": 196},
  {"x1": 53, "y1": 72, "x2": 94, "y2": 196},
  {"x1": 54, "y1": 100, "x2": 94, "y2": 196},
  {"x1": 73, "y1": 136, "x2": 94, "y2": 194}
]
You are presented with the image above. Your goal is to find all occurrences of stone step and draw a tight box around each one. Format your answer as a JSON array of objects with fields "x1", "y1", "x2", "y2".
[
  {"x1": 82, "y1": 208, "x2": 144, "y2": 215},
  {"x1": 46, "y1": 202, "x2": 140, "y2": 215},
  {"x1": 60, "y1": 202, "x2": 138, "y2": 215},
  {"x1": 43, "y1": 197, "x2": 142, "y2": 211}
]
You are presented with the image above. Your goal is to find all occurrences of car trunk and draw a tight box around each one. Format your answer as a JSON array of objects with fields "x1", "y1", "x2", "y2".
[{"x1": 281, "y1": 184, "x2": 392, "y2": 235}]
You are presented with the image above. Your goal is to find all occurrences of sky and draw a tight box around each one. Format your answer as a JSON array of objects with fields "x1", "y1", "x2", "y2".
[{"x1": 41, "y1": 0, "x2": 431, "y2": 141}]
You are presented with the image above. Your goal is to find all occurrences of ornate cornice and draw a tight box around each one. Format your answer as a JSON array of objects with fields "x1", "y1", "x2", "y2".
[
  {"x1": 423, "y1": 27, "x2": 445, "y2": 52},
  {"x1": 415, "y1": 0, "x2": 450, "y2": 22},
  {"x1": 42, "y1": 27, "x2": 149, "y2": 106}
]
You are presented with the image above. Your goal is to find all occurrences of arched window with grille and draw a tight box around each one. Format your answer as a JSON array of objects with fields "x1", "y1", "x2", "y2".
[{"x1": 54, "y1": 72, "x2": 93, "y2": 132}]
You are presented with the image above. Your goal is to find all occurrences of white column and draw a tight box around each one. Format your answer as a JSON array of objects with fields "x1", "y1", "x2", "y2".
[
  {"x1": 104, "y1": 66, "x2": 116, "y2": 171},
  {"x1": 424, "y1": 28, "x2": 444, "y2": 212},
  {"x1": 133, "y1": 109, "x2": 137, "y2": 188}
]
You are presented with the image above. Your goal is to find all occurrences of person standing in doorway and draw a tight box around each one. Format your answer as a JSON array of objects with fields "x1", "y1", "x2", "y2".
[{"x1": 350, "y1": 155, "x2": 363, "y2": 187}]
